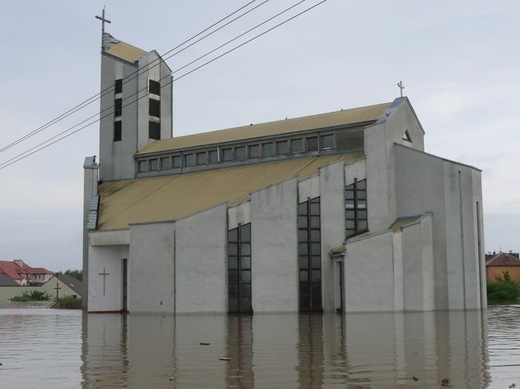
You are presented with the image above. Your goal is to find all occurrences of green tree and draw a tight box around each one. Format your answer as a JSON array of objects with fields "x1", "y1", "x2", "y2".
[
  {"x1": 10, "y1": 290, "x2": 51, "y2": 302},
  {"x1": 487, "y1": 271, "x2": 520, "y2": 302},
  {"x1": 61, "y1": 269, "x2": 82, "y2": 281}
]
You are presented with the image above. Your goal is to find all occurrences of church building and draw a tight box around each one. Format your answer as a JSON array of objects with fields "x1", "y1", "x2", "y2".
[{"x1": 83, "y1": 33, "x2": 486, "y2": 314}]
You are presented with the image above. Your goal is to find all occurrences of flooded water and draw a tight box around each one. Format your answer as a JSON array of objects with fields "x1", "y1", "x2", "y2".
[{"x1": 0, "y1": 305, "x2": 519, "y2": 388}]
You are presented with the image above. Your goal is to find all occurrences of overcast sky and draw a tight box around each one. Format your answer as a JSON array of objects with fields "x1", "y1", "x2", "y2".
[{"x1": 1, "y1": 0, "x2": 518, "y2": 271}]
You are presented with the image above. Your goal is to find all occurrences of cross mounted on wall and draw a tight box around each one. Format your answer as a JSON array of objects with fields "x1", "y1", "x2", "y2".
[
  {"x1": 54, "y1": 283, "x2": 62, "y2": 301},
  {"x1": 99, "y1": 267, "x2": 110, "y2": 296}
]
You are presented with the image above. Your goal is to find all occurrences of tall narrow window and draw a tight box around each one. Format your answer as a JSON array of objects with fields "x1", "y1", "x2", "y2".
[
  {"x1": 149, "y1": 121, "x2": 160, "y2": 140},
  {"x1": 114, "y1": 98, "x2": 122, "y2": 117},
  {"x1": 345, "y1": 179, "x2": 368, "y2": 238},
  {"x1": 114, "y1": 120, "x2": 122, "y2": 142},
  {"x1": 228, "y1": 223, "x2": 252, "y2": 313},
  {"x1": 115, "y1": 79, "x2": 123, "y2": 94},
  {"x1": 149, "y1": 79, "x2": 160, "y2": 96},
  {"x1": 149, "y1": 99, "x2": 160, "y2": 118},
  {"x1": 114, "y1": 80, "x2": 123, "y2": 142},
  {"x1": 298, "y1": 197, "x2": 322, "y2": 312}
]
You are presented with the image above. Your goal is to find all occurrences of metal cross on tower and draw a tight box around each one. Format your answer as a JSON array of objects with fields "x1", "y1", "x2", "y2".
[
  {"x1": 99, "y1": 267, "x2": 110, "y2": 296},
  {"x1": 95, "y1": 7, "x2": 111, "y2": 52},
  {"x1": 397, "y1": 81, "x2": 405, "y2": 98}
]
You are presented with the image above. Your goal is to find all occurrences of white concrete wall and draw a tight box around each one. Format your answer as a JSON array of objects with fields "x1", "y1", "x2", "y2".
[
  {"x1": 175, "y1": 205, "x2": 228, "y2": 313},
  {"x1": 319, "y1": 161, "x2": 345, "y2": 311},
  {"x1": 129, "y1": 222, "x2": 175, "y2": 313},
  {"x1": 136, "y1": 51, "x2": 173, "y2": 143},
  {"x1": 99, "y1": 51, "x2": 173, "y2": 182},
  {"x1": 364, "y1": 121, "x2": 395, "y2": 233},
  {"x1": 344, "y1": 159, "x2": 366, "y2": 186},
  {"x1": 228, "y1": 201, "x2": 251, "y2": 227},
  {"x1": 83, "y1": 158, "x2": 99, "y2": 309},
  {"x1": 394, "y1": 145, "x2": 449, "y2": 309},
  {"x1": 394, "y1": 145, "x2": 484, "y2": 310},
  {"x1": 392, "y1": 232, "x2": 404, "y2": 311},
  {"x1": 345, "y1": 231, "x2": 396, "y2": 312},
  {"x1": 99, "y1": 54, "x2": 140, "y2": 181},
  {"x1": 298, "y1": 175, "x2": 319, "y2": 200},
  {"x1": 401, "y1": 216, "x2": 435, "y2": 311},
  {"x1": 251, "y1": 179, "x2": 299, "y2": 312},
  {"x1": 364, "y1": 98, "x2": 425, "y2": 234},
  {"x1": 88, "y1": 245, "x2": 128, "y2": 312}
]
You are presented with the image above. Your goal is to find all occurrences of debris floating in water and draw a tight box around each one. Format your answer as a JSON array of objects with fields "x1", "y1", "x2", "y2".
[{"x1": 200, "y1": 342, "x2": 210, "y2": 346}]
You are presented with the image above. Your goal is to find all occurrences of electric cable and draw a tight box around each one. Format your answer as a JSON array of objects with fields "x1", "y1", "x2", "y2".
[
  {"x1": 0, "y1": 0, "x2": 263, "y2": 156},
  {"x1": 0, "y1": 0, "x2": 327, "y2": 170}
]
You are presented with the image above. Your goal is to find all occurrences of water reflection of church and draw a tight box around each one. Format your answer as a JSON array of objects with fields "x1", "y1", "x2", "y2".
[
  {"x1": 83, "y1": 31, "x2": 486, "y2": 314},
  {"x1": 81, "y1": 312, "x2": 491, "y2": 387}
]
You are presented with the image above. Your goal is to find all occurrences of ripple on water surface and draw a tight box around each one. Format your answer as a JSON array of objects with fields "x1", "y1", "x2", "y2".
[{"x1": 0, "y1": 307, "x2": 519, "y2": 388}]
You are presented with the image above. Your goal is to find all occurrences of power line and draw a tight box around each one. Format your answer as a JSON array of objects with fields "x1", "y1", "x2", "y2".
[
  {"x1": 0, "y1": 0, "x2": 328, "y2": 171},
  {"x1": 0, "y1": 0, "x2": 263, "y2": 156},
  {"x1": 172, "y1": 0, "x2": 306, "y2": 76},
  {"x1": 175, "y1": 1, "x2": 326, "y2": 82}
]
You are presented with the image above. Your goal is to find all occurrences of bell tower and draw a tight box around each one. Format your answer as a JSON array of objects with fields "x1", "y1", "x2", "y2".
[{"x1": 96, "y1": 10, "x2": 173, "y2": 181}]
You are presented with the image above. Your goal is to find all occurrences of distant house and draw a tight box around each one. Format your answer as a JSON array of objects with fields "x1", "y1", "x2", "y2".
[
  {"x1": 486, "y1": 252, "x2": 520, "y2": 282},
  {"x1": 27, "y1": 268, "x2": 54, "y2": 285},
  {"x1": 0, "y1": 260, "x2": 53, "y2": 286}
]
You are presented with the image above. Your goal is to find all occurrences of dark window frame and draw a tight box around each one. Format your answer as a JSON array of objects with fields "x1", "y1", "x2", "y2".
[
  {"x1": 321, "y1": 134, "x2": 334, "y2": 150},
  {"x1": 277, "y1": 140, "x2": 289, "y2": 155},
  {"x1": 149, "y1": 79, "x2": 160, "y2": 96},
  {"x1": 196, "y1": 152, "x2": 207, "y2": 166},
  {"x1": 262, "y1": 142, "x2": 274, "y2": 158},
  {"x1": 160, "y1": 157, "x2": 170, "y2": 170},
  {"x1": 228, "y1": 223, "x2": 252, "y2": 313},
  {"x1": 149, "y1": 121, "x2": 160, "y2": 140},
  {"x1": 149, "y1": 99, "x2": 161, "y2": 118},
  {"x1": 291, "y1": 138, "x2": 304, "y2": 153},
  {"x1": 209, "y1": 150, "x2": 219, "y2": 164},
  {"x1": 172, "y1": 155, "x2": 181, "y2": 168},
  {"x1": 222, "y1": 148, "x2": 233, "y2": 162},
  {"x1": 298, "y1": 197, "x2": 322, "y2": 312},
  {"x1": 113, "y1": 120, "x2": 122, "y2": 142},
  {"x1": 249, "y1": 144, "x2": 260, "y2": 158},
  {"x1": 306, "y1": 136, "x2": 318, "y2": 151},
  {"x1": 345, "y1": 179, "x2": 368, "y2": 238},
  {"x1": 114, "y1": 98, "x2": 122, "y2": 117},
  {"x1": 115, "y1": 79, "x2": 123, "y2": 94}
]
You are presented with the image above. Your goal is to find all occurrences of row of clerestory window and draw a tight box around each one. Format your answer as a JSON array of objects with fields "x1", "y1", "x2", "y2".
[{"x1": 137, "y1": 133, "x2": 335, "y2": 173}]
